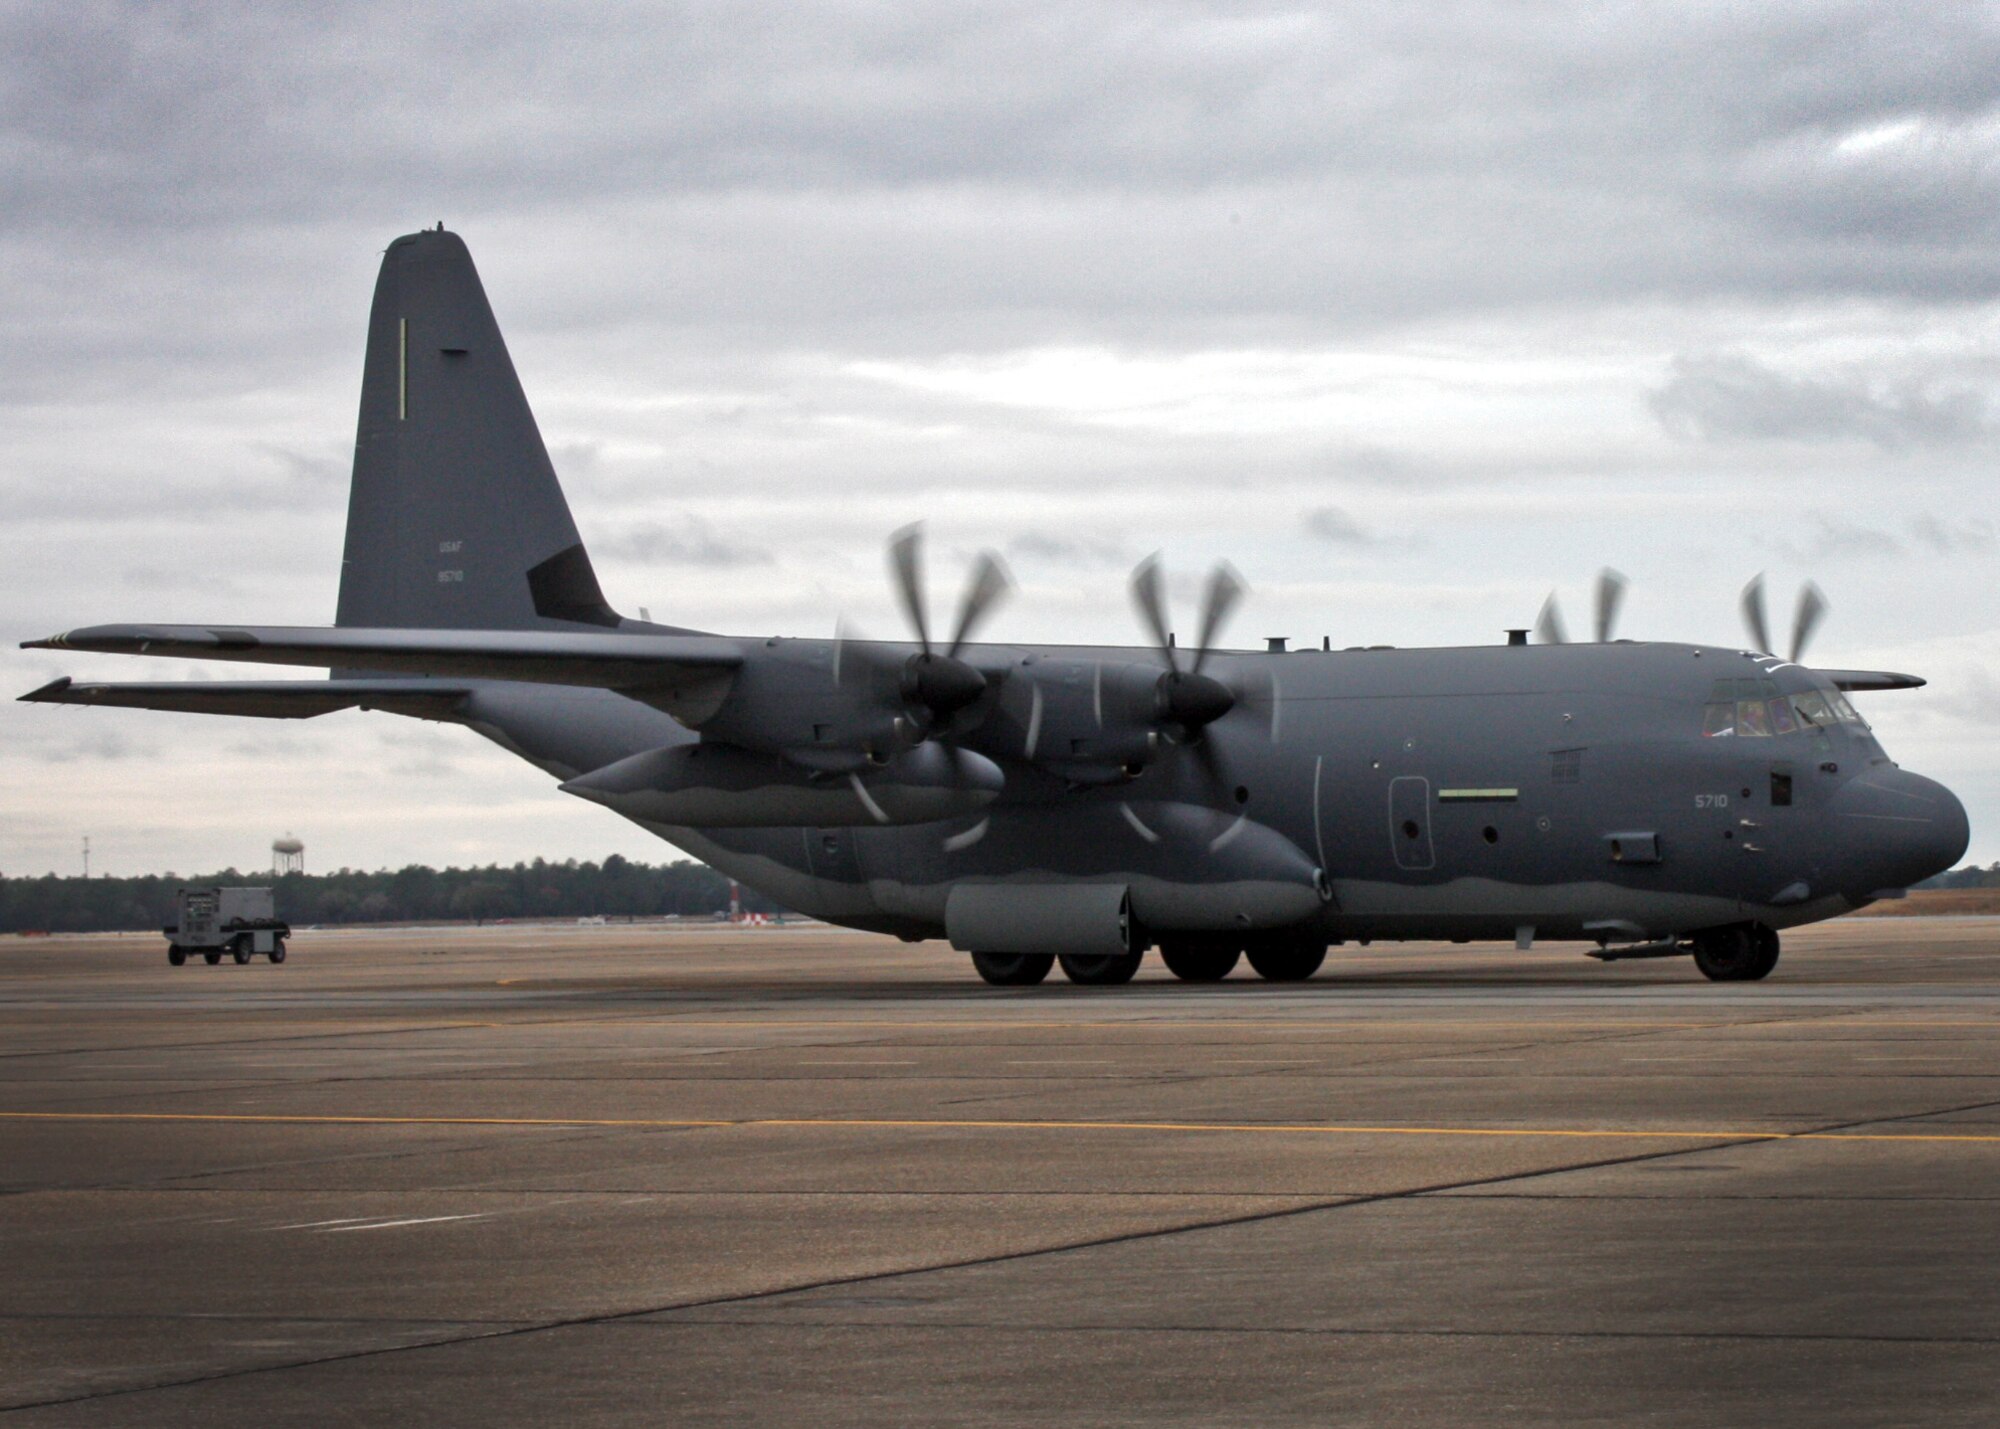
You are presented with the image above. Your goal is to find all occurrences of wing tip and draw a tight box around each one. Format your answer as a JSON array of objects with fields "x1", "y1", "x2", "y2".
[{"x1": 18, "y1": 676, "x2": 75, "y2": 703}]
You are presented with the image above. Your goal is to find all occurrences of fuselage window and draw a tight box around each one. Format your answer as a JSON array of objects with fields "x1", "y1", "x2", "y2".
[
  {"x1": 1702, "y1": 702, "x2": 1736, "y2": 737},
  {"x1": 1735, "y1": 699, "x2": 1773, "y2": 737}
]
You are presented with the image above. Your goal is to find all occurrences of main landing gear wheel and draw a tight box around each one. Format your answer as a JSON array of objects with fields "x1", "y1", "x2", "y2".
[
  {"x1": 1058, "y1": 951, "x2": 1144, "y2": 986},
  {"x1": 970, "y1": 951, "x2": 1054, "y2": 987},
  {"x1": 166, "y1": 946, "x2": 186, "y2": 966},
  {"x1": 1692, "y1": 924, "x2": 1779, "y2": 982},
  {"x1": 1159, "y1": 940, "x2": 1240, "y2": 982},
  {"x1": 1246, "y1": 939, "x2": 1326, "y2": 982}
]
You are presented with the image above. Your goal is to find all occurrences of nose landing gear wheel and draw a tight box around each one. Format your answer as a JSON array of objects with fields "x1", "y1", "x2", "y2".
[
  {"x1": 1692, "y1": 924, "x2": 1779, "y2": 982},
  {"x1": 970, "y1": 951, "x2": 1055, "y2": 986},
  {"x1": 1159, "y1": 941, "x2": 1240, "y2": 982},
  {"x1": 1058, "y1": 951, "x2": 1144, "y2": 985}
]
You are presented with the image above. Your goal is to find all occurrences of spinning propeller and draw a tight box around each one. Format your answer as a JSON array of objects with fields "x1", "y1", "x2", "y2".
[
  {"x1": 1535, "y1": 568, "x2": 1629, "y2": 644},
  {"x1": 1740, "y1": 574, "x2": 1827, "y2": 664},
  {"x1": 835, "y1": 524, "x2": 1013, "y2": 741},
  {"x1": 1129, "y1": 554, "x2": 1244, "y2": 737}
]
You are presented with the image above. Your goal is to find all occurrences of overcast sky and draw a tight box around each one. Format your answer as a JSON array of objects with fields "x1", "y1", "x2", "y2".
[{"x1": 3, "y1": 1, "x2": 1996, "y2": 876}]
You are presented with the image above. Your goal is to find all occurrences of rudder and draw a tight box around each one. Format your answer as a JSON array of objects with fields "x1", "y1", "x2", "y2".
[{"x1": 336, "y1": 228, "x2": 619, "y2": 632}]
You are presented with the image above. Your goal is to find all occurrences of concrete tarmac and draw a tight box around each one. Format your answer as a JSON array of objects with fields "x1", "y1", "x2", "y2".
[{"x1": 2, "y1": 917, "x2": 1998, "y2": 1426}]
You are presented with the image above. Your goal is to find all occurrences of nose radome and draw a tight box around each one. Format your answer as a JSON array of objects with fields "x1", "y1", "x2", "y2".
[{"x1": 1828, "y1": 768, "x2": 1971, "y2": 898}]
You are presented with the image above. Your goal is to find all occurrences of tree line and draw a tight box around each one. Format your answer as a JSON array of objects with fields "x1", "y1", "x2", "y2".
[
  {"x1": 0, "y1": 856, "x2": 786, "y2": 934},
  {"x1": 1922, "y1": 862, "x2": 2000, "y2": 892}
]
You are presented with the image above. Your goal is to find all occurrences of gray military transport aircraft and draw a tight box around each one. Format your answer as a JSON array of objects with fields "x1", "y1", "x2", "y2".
[{"x1": 22, "y1": 228, "x2": 1971, "y2": 986}]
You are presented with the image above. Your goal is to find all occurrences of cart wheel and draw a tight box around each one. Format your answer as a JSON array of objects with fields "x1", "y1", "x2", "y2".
[
  {"x1": 269, "y1": 942, "x2": 287, "y2": 965},
  {"x1": 167, "y1": 946, "x2": 186, "y2": 966},
  {"x1": 204, "y1": 950, "x2": 222, "y2": 965},
  {"x1": 231, "y1": 935, "x2": 252, "y2": 965}
]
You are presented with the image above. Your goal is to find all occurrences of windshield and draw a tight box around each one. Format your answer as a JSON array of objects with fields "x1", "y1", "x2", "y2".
[{"x1": 1700, "y1": 677, "x2": 1866, "y2": 737}]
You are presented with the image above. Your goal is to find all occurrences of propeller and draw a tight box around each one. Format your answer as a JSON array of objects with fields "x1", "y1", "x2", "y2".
[
  {"x1": 842, "y1": 524, "x2": 1012, "y2": 733},
  {"x1": 1534, "y1": 568, "x2": 1628, "y2": 644},
  {"x1": 1128, "y1": 554, "x2": 1243, "y2": 734},
  {"x1": 1740, "y1": 574, "x2": 1827, "y2": 664}
]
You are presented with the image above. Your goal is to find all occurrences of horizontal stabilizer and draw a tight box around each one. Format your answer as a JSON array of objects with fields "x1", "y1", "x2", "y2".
[
  {"x1": 1818, "y1": 669, "x2": 1926, "y2": 692},
  {"x1": 23, "y1": 624, "x2": 744, "y2": 724},
  {"x1": 18, "y1": 677, "x2": 473, "y2": 721}
]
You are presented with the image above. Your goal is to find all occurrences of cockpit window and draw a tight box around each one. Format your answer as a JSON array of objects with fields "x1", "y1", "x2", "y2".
[
  {"x1": 1825, "y1": 687, "x2": 1867, "y2": 727},
  {"x1": 1702, "y1": 677, "x2": 1858, "y2": 737}
]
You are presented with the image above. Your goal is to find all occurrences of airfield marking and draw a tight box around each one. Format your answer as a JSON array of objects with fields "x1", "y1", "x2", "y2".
[{"x1": 4, "y1": 1109, "x2": 1998, "y2": 1145}]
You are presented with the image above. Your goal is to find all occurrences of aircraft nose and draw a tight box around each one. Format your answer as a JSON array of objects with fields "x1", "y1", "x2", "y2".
[{"x1": 1826, "y1": 768, "x2": 1971, "y2": 899}]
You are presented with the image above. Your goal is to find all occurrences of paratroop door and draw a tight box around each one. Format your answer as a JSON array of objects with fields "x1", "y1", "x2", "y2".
[{"x1": 1389, "y1": 776, "x2": 1435, "y2": 871}]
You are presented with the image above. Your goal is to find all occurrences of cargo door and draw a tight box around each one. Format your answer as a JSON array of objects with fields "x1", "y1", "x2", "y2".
[{"x1": 1389, "y1": 776, "x2": 1435, "y2": 871}]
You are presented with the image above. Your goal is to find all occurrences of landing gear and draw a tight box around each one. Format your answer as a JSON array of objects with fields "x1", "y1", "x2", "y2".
[
  {"x1": 1246, "y1": 934, "x2": 1326, "y2": 982},
  {"x1": 1159, "y1": 939, "x2": 1240, "y2": 982},
  {"x1": 1691, "y1": 924, "x2": 1779, "y2": 982},
  {"x1": 1058, "y1": 951, "x2": 1144, "y2": 986},
  {"x1": 970, "y1": 951, "x2": 1055, "y2": 986}
]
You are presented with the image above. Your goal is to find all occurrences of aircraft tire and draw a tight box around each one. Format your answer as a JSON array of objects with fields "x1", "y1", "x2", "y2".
[
  {"x1": 167, "y1": 946, "x2": 186, "y2": 966},
  {"x1": 970, "y1": 951, "x2": 1054, "y2": 986},
  {"x1": 1058, "y1": 951, "x2": 1143, "y2": 986},
  {"x1": 1159, "y1": 941, "x2": 1240, "y2": 982},
  {"x1": 1246, "y1": 940, "x2": 1326, "y2": 982},
  {"x1": 204, "y1": 951, "x2": 222, "y2": 965},
  {"x1": 231, "y1": 935, "x2": 253, "y2": 966},
  {"x1": 1691, "y1": 924, "x2": 1774, "y2": 982}
]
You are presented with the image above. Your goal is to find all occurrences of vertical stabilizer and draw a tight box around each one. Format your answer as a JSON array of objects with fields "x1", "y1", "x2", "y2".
[{"x1": 336, "y1": 229, "x2": 618, "y2": 631}]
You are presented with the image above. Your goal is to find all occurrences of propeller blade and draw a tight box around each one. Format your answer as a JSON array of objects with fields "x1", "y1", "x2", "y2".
[
  {"x1": 1594, "y1": 568, "x2": 1628, "y2": 643},
  {"x1": 1740, "y1": 573, "x2": 1771, "y2": 655},
  {"x1": 888, "y1": 524, "x2": 932, "y2": 655},
  {"x1": 1129, "y1": 554, "x2": 1177, "y2": 673},
  {"x1": 1789, "y1": 582, "x2": 1828, "y2": 664},
  {"x1": 1534, "y1": 593, "x2": 1568, "y2": 645},
  {"x1": 945, "y1": 550, "x2": 1013, "y2": 658},
  {"x1": 1188, "y1": 563, "x2": 1246, "y2": 676}
]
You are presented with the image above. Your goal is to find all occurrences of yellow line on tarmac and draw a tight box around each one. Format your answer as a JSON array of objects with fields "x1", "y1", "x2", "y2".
[{"x1": 4, "y1": 1110, "x2": 1999, "y2": 1145}]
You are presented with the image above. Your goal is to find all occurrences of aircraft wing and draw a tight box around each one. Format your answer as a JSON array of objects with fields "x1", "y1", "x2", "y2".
[
  {"x1": 18, "y1": 676, "x2": 475, "y2": 721},
  {"x1": 1818, "y1": 669, "x2": 1927, "y2": 692},
  {"x1": 21, "y1": 625, "x2": 744, "y2": 724}
]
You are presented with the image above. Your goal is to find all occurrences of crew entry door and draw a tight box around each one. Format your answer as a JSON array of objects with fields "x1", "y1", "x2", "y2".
[{"x1": 1389, "y1": 776, "x2": 1435, "y2": 871}]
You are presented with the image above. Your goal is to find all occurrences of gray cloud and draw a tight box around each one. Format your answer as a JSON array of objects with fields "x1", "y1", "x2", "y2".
[
  {"x1": 1649, "y1": 354, "x2": 1991, "y2": 448},
  {"x1": 1303, "y1": 506, "x2": 1376, "y2": 545},
  {"x1": 1006, "y1": 531, "x2": 1127, "y2": 567},
  {"x1": 594, "y1": 516, "x2": 774, "y2": 567}
]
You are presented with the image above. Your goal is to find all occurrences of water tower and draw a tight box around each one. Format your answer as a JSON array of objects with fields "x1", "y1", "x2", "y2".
[{"x1": 271, "y1": 835, "x2": 304, "y2": 876}]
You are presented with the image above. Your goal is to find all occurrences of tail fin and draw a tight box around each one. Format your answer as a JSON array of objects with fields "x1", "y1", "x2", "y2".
[{"x1": 336, "y1": 228, "x2": 619, "y2": 631}]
